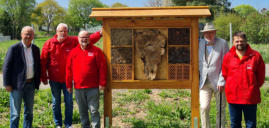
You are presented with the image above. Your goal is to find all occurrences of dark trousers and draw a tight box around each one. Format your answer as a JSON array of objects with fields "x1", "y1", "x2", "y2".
[{"x1": 229, "y1": 103, "x2": 257, "y2": 128}]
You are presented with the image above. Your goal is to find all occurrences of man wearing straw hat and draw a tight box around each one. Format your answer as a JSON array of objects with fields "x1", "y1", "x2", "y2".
[{"x1": 199, "y1": 23, "x2": 229, "y2": 128}]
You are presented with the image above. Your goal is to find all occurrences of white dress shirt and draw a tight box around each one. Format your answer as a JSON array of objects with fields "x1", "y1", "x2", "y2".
[{"x1": 21, "y1": 41, "x2": 34, "y2": 79}]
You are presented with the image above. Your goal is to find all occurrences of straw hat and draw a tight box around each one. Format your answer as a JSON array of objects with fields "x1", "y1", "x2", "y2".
[{"x1": 200, "y1": 23, "x2": 216, "y2": 32}]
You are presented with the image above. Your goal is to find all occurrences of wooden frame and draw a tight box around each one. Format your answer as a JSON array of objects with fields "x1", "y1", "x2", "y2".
[{"x1": 90, "y1": 7, "x2": 211, "y2": 128}]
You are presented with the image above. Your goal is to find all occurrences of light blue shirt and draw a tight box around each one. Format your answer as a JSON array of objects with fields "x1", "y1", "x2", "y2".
[{"x1": 205, "y1": 41, "x2": 213, "y2": 54}]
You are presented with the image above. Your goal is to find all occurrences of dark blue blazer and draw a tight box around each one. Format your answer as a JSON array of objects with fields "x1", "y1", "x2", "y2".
[{"x1": 3, "y1": 42, "x2": 41, "y2": 90}]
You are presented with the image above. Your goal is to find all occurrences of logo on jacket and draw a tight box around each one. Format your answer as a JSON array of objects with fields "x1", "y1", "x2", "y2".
[
  {"x1": 88, "y1": 52, "x2": 93, "y2": 56},
  {"x1": 247, "y1": 64, "x2": 252, "y2": 70}
]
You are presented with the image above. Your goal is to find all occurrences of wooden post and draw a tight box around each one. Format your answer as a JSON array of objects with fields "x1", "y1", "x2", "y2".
[
  {"x1": 191, "y1": 18, "x2": 200, "y2": 128},
  {"x1": 103, "y1": 20, "x2": 113, "y2": 127}
]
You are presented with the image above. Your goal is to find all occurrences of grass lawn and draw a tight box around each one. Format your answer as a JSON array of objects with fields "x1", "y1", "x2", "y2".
[
  {"x1": 0, "y1": 86, "x2": 269, "y2": 127},
  {"x1": 249, "y1": 43, "x2": 269, "y2": 63}
]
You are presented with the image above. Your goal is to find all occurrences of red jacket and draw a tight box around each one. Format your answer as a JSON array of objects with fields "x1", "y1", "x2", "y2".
[
  {"x1": 222, "y1": 44, "x2": 265, "y2": 104},
  {"x1": 41, "y1": 31, "x2": 101, "y2": 83},
  {"x1": 66, "y1": 44, "x2": 107, "y2": 89}
]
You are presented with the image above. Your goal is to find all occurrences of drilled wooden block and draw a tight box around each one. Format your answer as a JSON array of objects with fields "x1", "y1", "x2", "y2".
[
  {"x1": 183, "y1": 65, "x2": 190, "y2": 80},
  {"x1": 168, "y1": 28, "x2": 190, "y2": 45},
  {"x1": 112, "y1": 64, "x2": 132, "y2": 80},
  {"x1": 111, "y1": 29, "x2": 132, "y2": 46},
  {"x1": 111, "y1": 47, "x2": 132, "y2": 64},
  {"x1": 168, "y1": 64, "x2": 190, "y2": 80},
  {"x1": 168, "y1": 47, "x2": 190, "y2": 64}
]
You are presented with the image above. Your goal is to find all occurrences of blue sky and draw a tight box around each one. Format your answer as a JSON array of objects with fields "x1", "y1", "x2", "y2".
[{"x1": 36, "y1": 0, "x2": 269, "y2": 10}]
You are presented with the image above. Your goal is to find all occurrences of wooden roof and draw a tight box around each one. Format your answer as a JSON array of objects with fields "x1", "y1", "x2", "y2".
[{"x1": 90, "y1": 6, "x2": 211, "y2": 20}]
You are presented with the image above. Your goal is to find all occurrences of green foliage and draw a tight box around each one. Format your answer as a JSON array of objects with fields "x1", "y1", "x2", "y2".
[
  {"x1": 265, "y1": 77, "x2": 269, "y2": 82},
  {"x1": 249, "y1": 43, "x2": 269, "y2": 63},
  {"x1": 172, "y1": 0, "x2": 231, "y2": 20},
  {"x1": 67, "y1": 0, "x2": 104, "y2": 32},
  {"x1": 111, "y1": 2, "x2": 128, "y2": 8},
  {"x1": 159, "y1": 89, "x2": 190, "y2": 99},
  {"x1": 116, "y1": 90, "x2": 150, "y2": 105},
  {"x1": 0, "y1": 0, "x2": 35, "y2": 39},
  {"x1": 257, "y1": 87, "x2": 269, "y2": 127},
  {"x1": 126, "y1": 101, "x2": 191, "y2": 127},
  {"x1": 33, "y1": 0, "x2": 66, "y2": 34},
  {"x1": 0, "y1": 11, "x2": 12, "y2": 38},
  {"x1": 233, "y1": 5, "x2": 258, "y2": 18},
  {"x1": 143, "y1": 89, "x2": 152, "y2": 94},
  {"x1": 240, "y1": 12, "x2": 264, "y2": 44},
  {"x1": 0, "y1": 89, "x2": 9, "y2": 108},
  {"x1": 214, "y1": 13, "x2": 242, "y2": 41}
]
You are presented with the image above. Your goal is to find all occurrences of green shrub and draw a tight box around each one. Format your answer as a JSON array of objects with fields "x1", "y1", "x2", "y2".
[{"x1": 0, "y1": 89, "x2": 9, "y2": 107}]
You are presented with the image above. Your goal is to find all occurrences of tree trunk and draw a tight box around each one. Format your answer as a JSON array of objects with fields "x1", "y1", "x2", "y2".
[{"x1": 47, "y1": 23, "x2": 50, "y2": 35}]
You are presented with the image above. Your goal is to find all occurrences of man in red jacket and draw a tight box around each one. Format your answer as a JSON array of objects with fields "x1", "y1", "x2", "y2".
[
  {"x1": 41, "y1": 23, "x2": 102, "y2": 128},
  {"x1": 222, "y1": 31, "x2": 265, "y2": 128},
  {"x1": 66, "y1": 30, "x2": 107, "y2": 128}
]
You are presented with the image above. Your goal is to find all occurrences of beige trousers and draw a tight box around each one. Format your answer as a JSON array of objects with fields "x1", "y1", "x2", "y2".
[{"x1": 200, "y1": 80, "x2": 226, "y2": 128}]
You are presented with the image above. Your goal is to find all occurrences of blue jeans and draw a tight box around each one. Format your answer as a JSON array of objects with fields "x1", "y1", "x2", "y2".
[
  {"x1": 10, "y1": 82, "x2": 35, "y2": 128},
  {"x1": 229, "y1": 103, "x2": 257, "y2": 128},
  {"x1": 49, "y1": 81, "x2": 73, "y2": 127},
  {"x1": 75, "y1": 88, "x2": 100, "y2": 128}
]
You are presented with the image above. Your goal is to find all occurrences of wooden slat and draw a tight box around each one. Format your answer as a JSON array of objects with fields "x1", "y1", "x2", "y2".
[
  {"x1": 111, "y1": 81, "x2": 191, "y2": 89},
  {"x1": 104, "y1": 18, "x2": 193, "y2": 28},
  {"x1": 90, "y1": 6, "x2": 211, "y2": 19}
]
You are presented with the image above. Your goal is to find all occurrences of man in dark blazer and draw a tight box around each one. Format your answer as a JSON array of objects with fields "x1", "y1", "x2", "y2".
[{"x1": 3, "y1": 26, "x2": 41, "y2": 128}]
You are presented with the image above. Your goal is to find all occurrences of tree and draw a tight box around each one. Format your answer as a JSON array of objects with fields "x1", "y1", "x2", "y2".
[
  {"x1": 171, "y1": 0, "x2": 231, "y2": 20},
  {"x1": 111, "y1": 2, "x2": 128, "y2": 8},
  {"x1": 146, "y1": 0, "x2": 164, "y2": 7},
  {"x1": 31, "y1": 6, "x2": 43, "y2": 31},
  {"x1": 214, "y1": 13, "x2": 242, "y2": 41},
  {"x1": 240, "y1": 12, "x2": 263, "y2": 44},
  {"x1": 145, "y1": 0, "x2": 173, "y2": 7},
  {"x1": 233, "y1": 5, "x2": 257, "y2": 18},
  {"x1": 67, "y1": 0, "x2": 105, "y2": 32},
  {"x1": 0, "y1": 11, "x2": 12, "y2": 37},
  {"x1": 0, "y1": 0, "x2": 35, "y2": 39},
  {"x1": 34, "y1": 0, "x2": 66, "y2": 35}
]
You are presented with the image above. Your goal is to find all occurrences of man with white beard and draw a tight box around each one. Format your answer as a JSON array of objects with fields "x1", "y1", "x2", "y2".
[
  {"x1": 41, "y1": 23, "x2": 102, "y2": 128},
  {"x1": 66, "y1": 30, "x2": 107, "y2": 128}
]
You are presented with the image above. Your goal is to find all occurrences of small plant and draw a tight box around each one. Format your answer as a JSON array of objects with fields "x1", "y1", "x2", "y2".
[
  {"x1": 143, "y1": 89, "x2": 152, "y2": 94},
  {"x1": 116, "y1": 90, "x2": 150, "y2": 105},
  {"x1": 0, "y1": 89, "x2": 9, "y2": 107}
]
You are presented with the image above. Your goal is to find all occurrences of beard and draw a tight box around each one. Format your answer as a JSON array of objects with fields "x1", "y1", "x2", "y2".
[
  {"x1": 57, "y1": 36, "x2": 66, "y2": 42},
  {"x1": 80, "y1": 41, "x2": 89, "y2": 49},
  {"x1": 24, "y1": 38, "x2": 30, "y2": 43},
  {"x1": 235, "y1": 44, "x2": 246, "y2": 51}
]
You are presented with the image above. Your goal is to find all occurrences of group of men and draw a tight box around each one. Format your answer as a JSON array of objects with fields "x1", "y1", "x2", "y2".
[
  {"x1": 3, "y1": 23, "x2": 106, "y2": 128},
  {"x1": 199, "y1": 23, "x2": 265, "y2": 128},
  {"x1": 3, "y1": 22, "x2": 265, "y2": 128}
]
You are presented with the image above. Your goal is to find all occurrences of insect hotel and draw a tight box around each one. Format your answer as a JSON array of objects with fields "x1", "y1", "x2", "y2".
[{"x1": 90, "y1": 6, "x2": 211, "y2": 128}]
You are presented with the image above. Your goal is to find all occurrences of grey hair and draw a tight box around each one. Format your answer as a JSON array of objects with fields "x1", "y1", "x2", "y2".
[
  {"x1": 56, "y1": 23, "x2": 68, "y2": 31},
  {"x1": 21, "y1": 26, "x2": 34, "y2": 34},
  {"x1": 78, "y1": 30, "x2": 89, "y2": 37}
]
